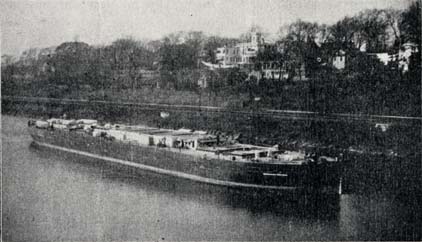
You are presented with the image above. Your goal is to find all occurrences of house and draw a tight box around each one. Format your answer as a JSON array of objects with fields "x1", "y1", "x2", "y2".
[
  {"x1": 332, "y1": 50, "x2": 346, "y2": 70},
  {"x1": 218, "y1": 32, "x2": 265, "y2": 67},
  {"x1": 364, "y1": 42, "x2": 419, "y2": 72},
  {"x1": 317, "y1": 42, "x2": 349, "y2": 71},
  {"x1": 366, "y1": 53, "x2": 392, "y2": 65},
  {"x1": 399, "y1": 42, "x2": 419, "y2": 73},
  {"x1": 249, "y1": 61, "x2": 288, "y2": 81}
]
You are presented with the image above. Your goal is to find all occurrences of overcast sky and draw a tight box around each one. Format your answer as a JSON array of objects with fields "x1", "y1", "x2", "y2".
[{"x1": 1, "y1": 0, "x2": 412, "y2": 56}]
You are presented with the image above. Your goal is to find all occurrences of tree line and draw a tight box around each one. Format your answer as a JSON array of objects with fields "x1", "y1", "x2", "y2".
[{"x1": 1, "y1": 1, "x2": 420, "y2": 115}]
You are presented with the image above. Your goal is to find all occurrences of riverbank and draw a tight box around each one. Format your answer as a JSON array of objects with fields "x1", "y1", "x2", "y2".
[
  {"x1": 3, "y1": 70, "x2": 421, "y2": 117},
  {"x1": 3, "y1": 97, "x2": 421, "y2": 158}
]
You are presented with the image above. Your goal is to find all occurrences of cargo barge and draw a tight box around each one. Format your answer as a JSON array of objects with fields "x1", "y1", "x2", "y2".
[{"x1": 28, "y1": 118, "x2": 342, "y2": 195}]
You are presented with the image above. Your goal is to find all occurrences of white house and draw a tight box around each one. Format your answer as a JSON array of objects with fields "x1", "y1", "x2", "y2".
[
  {"x1": 218, "y1": 32, "x2": 265, "y2": 67},
  {"x1": 399, "y1": 42, "x2": 419, "y2": 73},
  {"x1": 332, "y1": 50, "x2": 346, "y2": 70}
]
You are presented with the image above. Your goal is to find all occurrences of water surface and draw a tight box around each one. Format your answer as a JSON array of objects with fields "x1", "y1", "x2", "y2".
[{"x1": 2, "y1": 115, "x2": 421, "y2": 241}]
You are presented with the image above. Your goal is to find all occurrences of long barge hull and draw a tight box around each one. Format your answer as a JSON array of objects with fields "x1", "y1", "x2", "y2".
[{"x1": 29, "y1": 127, "x2": 341, "y2": 194}]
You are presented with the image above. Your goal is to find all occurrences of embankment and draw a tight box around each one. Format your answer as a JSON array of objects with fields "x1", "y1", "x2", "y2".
[{"x1": 3, "y1": 96, "x2": 421, "y2": 194}]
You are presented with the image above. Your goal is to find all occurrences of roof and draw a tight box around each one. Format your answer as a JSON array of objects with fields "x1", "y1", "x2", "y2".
[{"x1": 402, "y1": 42, "x2": 418, "y2": 47}]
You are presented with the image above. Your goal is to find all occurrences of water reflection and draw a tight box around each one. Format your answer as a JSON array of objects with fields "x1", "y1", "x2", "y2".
[
  {"x1": 339, "y1": 193, "x2": 422, "y2": 240},
  {"x1": 30, "y1": 142, "x2": 341, "y2": 220}
]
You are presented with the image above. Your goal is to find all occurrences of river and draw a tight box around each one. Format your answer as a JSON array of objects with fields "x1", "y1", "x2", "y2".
[{"x1": 2, "y1": 115, "x2": 421, "y2": 241}]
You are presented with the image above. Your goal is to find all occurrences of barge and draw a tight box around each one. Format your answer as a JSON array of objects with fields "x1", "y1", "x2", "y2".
[{"x1": 28, "y1": 118, "x2": 342, "y2": 195}]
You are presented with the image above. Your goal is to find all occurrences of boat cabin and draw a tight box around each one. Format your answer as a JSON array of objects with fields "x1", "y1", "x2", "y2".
[{"x1": 32, "y1": 117, "x2": 307, "y2": 164}]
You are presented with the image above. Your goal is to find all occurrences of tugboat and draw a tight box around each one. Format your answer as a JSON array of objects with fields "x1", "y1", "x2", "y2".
[{"x1": 28, "y1": 117, "x2": 342, "y2": 196}]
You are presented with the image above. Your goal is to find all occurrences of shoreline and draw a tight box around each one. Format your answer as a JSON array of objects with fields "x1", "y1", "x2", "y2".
[{"x1": 2, "y1": 102, "x2": 420, "y2": 159}]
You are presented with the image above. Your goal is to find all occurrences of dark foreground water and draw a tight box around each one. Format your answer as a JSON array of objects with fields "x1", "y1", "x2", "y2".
[{"x1": 2, "y1": 115, "x2": 421, "y2": 241}]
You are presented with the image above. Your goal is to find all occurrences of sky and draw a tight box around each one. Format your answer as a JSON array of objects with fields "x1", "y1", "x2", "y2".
[{"x1": 1, "y1": 0, "x2": 413, "y2": 56}]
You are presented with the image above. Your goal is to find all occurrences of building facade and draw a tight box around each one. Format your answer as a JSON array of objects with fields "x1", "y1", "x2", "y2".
[
  {"x1": 332, "y1": 50, "x2": 346, "y2": 70},
  {"x1": 399, "y1": 42, "x2": 419, "y2": 73},
  {"x1": 217, "y1": 32, "x2": 265, "y2": 67},
  {"x1": 249, "y1": 61, "x2": 289, "y2": 80}
]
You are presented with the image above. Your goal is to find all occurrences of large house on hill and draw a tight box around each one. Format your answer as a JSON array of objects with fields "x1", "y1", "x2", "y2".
[
  {"x1": 209, "y1": 34, "x2": 338, "y2": 80},
  {"x1": 206, "y1": 32, "x2": 421, "y2": 83},
  {"x1": 215, "y1": 32, "x2": 265, "y2": 67}
]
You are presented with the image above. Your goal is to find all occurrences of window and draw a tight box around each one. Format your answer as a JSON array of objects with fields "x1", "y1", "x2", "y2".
[{"x1": 259, "y1": 152, "x2": 268, "y2": 157}]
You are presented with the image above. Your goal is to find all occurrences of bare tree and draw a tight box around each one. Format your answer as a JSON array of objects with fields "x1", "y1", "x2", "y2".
[
  {"x1": 278, "y1": 20, "x2": 319, "y2": 80},
  {"x1": 328, "y1": 16, "x2": 363, "y2": 50},
  {"x1": 400, "y1": 1, "x2": 421, "y2": 47},
  {"x1": 357, "y1": 9, "x2": 390, "y2": 52},
  {"x1": 383, "y1": 8, "x2": 403, "y2": 49}
]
